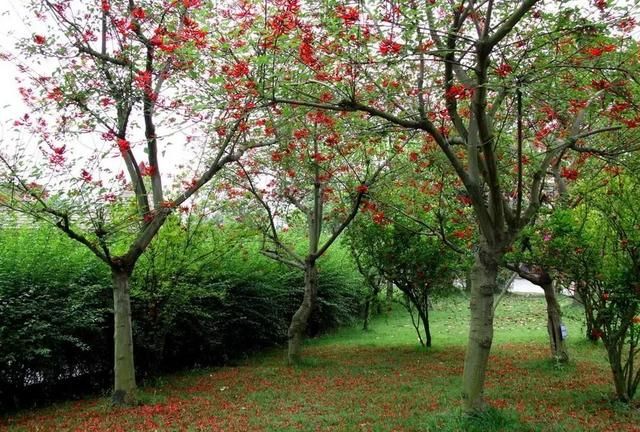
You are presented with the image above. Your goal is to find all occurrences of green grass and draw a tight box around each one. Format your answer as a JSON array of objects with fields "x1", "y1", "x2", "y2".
[{"x1": 1, "y1": 294, "x2": 638, "y2": 432}]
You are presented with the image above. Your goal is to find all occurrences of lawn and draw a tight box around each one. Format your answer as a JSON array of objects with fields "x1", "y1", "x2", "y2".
[{"x1": 2, "y1": 294, "x2": 639, "y2": 432}]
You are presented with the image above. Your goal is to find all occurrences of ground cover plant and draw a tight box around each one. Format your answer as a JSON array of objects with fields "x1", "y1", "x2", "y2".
[{"x1": 2, "y1": 296, "x2": 639, "y2": 432}]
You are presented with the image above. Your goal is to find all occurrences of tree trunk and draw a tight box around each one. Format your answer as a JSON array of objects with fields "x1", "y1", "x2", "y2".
[
  {"x1": 462, "y1": 247, "x2": 498, "y2": 413},
  {"x1": 421, "y1": 303, "x2": 432, "y2": 348},
  {"x1": 287, "y1": 263, "x2": 318, "y2": 364},
  {"x1": 362, "y1": 296, "x2": 371, "y2": 331},
  {"x1": 542, "y1": 281, "x2": 569, "y2": 363},
  {"x1": 111, "y1": 270, "x2": 137, "y2": 405},
  {"x1": 607, "y1": 347, "x2": 631, "y2": 402}
]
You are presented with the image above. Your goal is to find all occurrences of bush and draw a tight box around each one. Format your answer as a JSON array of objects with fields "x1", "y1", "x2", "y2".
[{"x1": 0, "y1": 219, "x2": 364, "y2": 411}]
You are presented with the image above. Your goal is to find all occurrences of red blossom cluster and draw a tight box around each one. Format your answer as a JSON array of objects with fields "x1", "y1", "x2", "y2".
[
  {"x1": 336, "y1": 6, "x2": 359, "y2": 26},
  {"x1": 583, "y1": 43, "x2": 616, "y2": 57},
  {"x1": 80, "y1": 169, "x2": 93, "y2": 182},
  {"x1": 495, "y1": 62, "x2": 512, "y2": 78},
  {"x1": 355, "y1": 184, "x2": 368, "y2": 194},
  {"x1": 268, "y1": 0, "x2": 300, "y2": 37},
  {"x1": 560, "y1": 166, "x2": 579, "y2": 181},
  {"x1": 445, "y1": 84, "x2": 473, "y2": 101},
  {"x1": 378, "y1": 37, "x2": 402, "y2": 55},
  {"x1": 594, "y1": 0, "x2": 607, "y2": 12}
]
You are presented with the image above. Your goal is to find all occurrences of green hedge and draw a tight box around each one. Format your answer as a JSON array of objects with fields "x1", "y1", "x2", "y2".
[{"x1": 0, "y1": 220, "x2": 364, "y2": 411}]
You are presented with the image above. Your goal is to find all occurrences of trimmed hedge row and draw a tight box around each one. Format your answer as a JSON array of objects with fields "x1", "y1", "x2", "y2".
[{"x1": 0, "y1": 221, "x2": 364, "y2": 411}]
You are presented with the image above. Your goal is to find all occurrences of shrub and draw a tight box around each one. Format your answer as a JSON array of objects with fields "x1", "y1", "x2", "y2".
[{"x1": 0, "y1": 219, "x2": 364, "y2": 410}]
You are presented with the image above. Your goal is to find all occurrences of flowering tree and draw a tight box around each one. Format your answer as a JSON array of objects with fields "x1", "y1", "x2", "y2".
[
  {"x1": 255, "y1": 0, "x2": 640, "y2": 411},
  {"x1": 226, "y1": 109, "x2": 393, "y2": 363},
  {"x1": 0, "y1": 0, "x2": 272, "y2": 404},
  {"x1": 526, "y1": 167, "x2": 640, "y2": 402}
]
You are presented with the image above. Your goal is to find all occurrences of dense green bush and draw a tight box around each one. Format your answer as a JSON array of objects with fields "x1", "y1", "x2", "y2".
[
  {"x1": 0, "y1": 225, "x2": 112, "y2": 410},
  {"x1": 0, "y1": 218, "x2": 364, "y2": 411}
]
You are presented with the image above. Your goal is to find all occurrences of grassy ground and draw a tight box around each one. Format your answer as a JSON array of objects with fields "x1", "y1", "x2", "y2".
[{"x1": 2, "y1": 294, "x2": 639, "y2": 432}]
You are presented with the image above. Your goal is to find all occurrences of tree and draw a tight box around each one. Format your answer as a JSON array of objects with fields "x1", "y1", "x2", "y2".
[
  {"x1": 255, "y1": 0, "x2": 639, "y2": 411},
  {"x1": 534, "y1": 169, "x2": 640, "y2": 401},
  {"x1": 348, "y1": 215, "x2": 466, "y2": 348},
  {"x1": 0, "y1": 0, "x2": 271, "y2": 404},
  {"x1": 227, "y1": 110, "x2": 392, "y2": 364}
]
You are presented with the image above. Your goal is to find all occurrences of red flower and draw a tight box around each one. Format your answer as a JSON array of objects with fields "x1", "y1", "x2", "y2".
[
  {"x1": 117, "y1": 138, "x2": 130, "y2": 153},
  {"x1": 181, "y1": 0, "x2": 202, "y2": 8},
  {"x1": 355, "y1": 184, "x2": 369, "y2": 194},
  {"x1": 594, "y1": 0, "x2": 607, "y2": 11},
  {"x1": 336, "y1": 6, "x2": 359, "y2": 26},
  {"x1": 560, "y1": 167, "x2": 579, "y2": 181},
  {"x1": 457, "y1": 194, "x2": 472, "y2": 206},
  {"x1": 584, "y1": 44, "x2": 615, "y2": 57},
  {"x1": 269, "y1": 11, "x2": 298, "y2": 36},
  {"x1": 408, "y1": 152, "x2": 419, "y2": 162},
  {"x1": 101, "y1": 0, "x2": 110, "y2": 12},
  {"x1": 139, "y1": 162, "x2": 156, "y2": 176},
  {"x1": 372, "y1": 211, "x2": 385, "y2": 225},
  {"x1": 445, "y1": 84, "x2": 473, "y2": 100},
  {"x1": 134, "y1": 70, "x2": 152, "y2": 89},
  {"x1": 618, "y1": 17, "x2": 636, "y2": 32},
  {"x1": 132, "y1": 7, "x2": 146, "y2": 20},
  {"x1": 495, "y1": 63, "x2": 512, "y2": 78},
  {"x1": 80, "y1": 169, "x2": 93, "y2": 182},
  {"x1": 47, "y1": 87, "x2": 63, "y2": 101},
  {"x1": 228, "y1": 61, "x2": 250, "y2": 78},
  {"x1": 379, "y1": 38, "x2": 402, "y2": 55},
  {"x1": 293, "y1": 128, "x2": 309, "y2": 140},
  {"x1": 299, "y1": 41, "x2": 317, "y2": 67},
  {"x1": 33, "y1": 35, "x2": 46, "y2": 45},
  {"x1": 591, "y1": 79, "x2": 610, "y2": 90},
  {"x1": 602, "y1": 292, "x2": 610, "y2": 301}
]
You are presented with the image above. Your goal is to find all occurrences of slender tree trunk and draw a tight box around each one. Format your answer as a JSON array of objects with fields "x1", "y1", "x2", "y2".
[
  {"x1": 111, "y1": 269, "x2": 137, "y2": 405},
  {"x1": 362, "y1": 297, "x2": 371, "y2": 331},
  {"x1": 421, "y1": 303, "x2": 432, "y2": 348},
  {"x1": 462, "y1": 247, "x2": 498, "y2": 413},
  {"x1": 287, "y1": 263, "x2": 318, "y2": 364},
  {"x1": 542, "y1": 281, "x2": 569, "y2": 363}
]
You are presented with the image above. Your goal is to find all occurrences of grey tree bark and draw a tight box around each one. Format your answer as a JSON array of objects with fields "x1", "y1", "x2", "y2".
[
  {"x1": 542, "y1": 281, "x2": 569, "y2": 363},
  {"x1": 111, "y1": 269, "x2": 136, "y2": 405},
  {"x1": 462, "y1": 246, "x2": 499, "y2": 412},
  {"x1": 287, "y1": 263, "x2": 318, "y2": 364}
]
